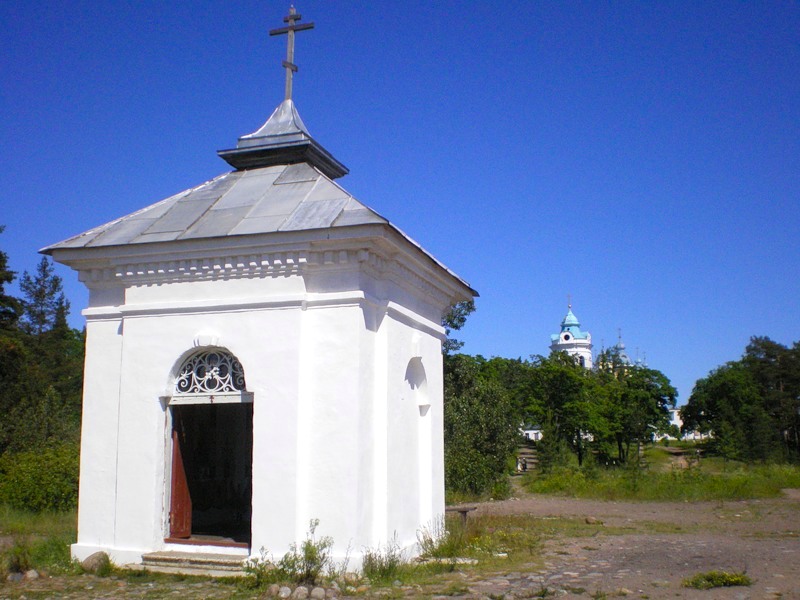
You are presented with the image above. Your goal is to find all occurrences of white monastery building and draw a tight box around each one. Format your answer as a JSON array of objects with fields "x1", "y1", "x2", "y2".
[
  {"x1": 550, "y1": 305, "x2": 593, "y2": 369},
  {"x1": 43, "y1": 8, "x2": 475, "y2": 568}
]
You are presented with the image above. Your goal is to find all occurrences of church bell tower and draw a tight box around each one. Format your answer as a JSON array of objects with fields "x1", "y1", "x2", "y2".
[{"x1": 550, "y1": 304, "x2": 593, "y2": 369}]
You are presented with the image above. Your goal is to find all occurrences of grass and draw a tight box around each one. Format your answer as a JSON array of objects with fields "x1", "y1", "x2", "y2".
[
  {"x1": 524, "y1": 462, "x2": 800, "y2": 502},
  {"x1": 683, "y1": 570, "x2": 752, "y2": 589},
  {"x1": 0, "y1": 504, "x2": 79, "y2": 577},
  {"x1": 0, "y1": 504, "x2": 77, "y2": 537}
]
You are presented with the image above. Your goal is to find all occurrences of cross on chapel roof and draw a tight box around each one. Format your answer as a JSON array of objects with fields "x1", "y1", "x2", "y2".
[
  {"x1": 269, "y1": 6, "x2": 315, "y2": 102},
  {"x1": 217, "y1": 5, "x2": 348, "y2": 178}
]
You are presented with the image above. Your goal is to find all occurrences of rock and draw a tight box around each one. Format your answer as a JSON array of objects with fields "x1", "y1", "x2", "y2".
[
  {"x1": 278, "y1": 586, "x2": 292, "y2": 598},
  {"x1": 325, "y1": 589, "x2": 338, "y2": 599},
  {"x1": 291, "y1": 586, "x2": 309, "y2": 599},
  {"x1": 81, "y1": 551, "x2": 110, "y2": 574},
  {"x1": 24, "y1": 569, "x2": 39, "y2": 580},
  {"x1": 585, "y1": 516, "x2": 603, "y2": 525},
  {"x1": 6, "y1": 572, "x2": 24, "y2": 583},
  {"x1": 310, "y1": 587, "x2": 326, "y2": 599},
  {"x1": 267, "y1": 583, "x2": 281, "y2": 597},
  {"x1": 355, "y1": 585, "x2": 370, "y2": 594}
]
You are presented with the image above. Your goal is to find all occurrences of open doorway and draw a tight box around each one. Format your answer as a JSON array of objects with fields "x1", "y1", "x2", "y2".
[{"x1": 168, "y1": 402, "x2": 253, "y2": 546}]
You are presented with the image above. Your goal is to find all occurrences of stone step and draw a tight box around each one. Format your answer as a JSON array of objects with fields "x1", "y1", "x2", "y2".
[{"x1": 137, "y1": 551, "x2": 247, "y2": 578}]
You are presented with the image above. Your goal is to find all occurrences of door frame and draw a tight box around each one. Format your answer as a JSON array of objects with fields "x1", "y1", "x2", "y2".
[{"x1": 163, "y1": 391, "x2": 254, "y2": 547}]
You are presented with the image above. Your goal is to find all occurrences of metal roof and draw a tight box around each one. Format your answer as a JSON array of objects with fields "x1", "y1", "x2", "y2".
[
  {"x1": 42, "y1": 98, "x2": 477, "y2": 298},
  {"x1": 42, "y1": 162, "x2": 386, "y2": 250}
]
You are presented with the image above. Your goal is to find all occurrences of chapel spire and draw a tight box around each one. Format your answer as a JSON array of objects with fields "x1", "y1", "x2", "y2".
[{"x1": 217, "y1": 5, "x2": 348, "y2": 179}]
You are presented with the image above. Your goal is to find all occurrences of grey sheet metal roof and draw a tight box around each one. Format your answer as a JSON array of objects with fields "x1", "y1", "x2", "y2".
[
  {"x1": 42, "y1": 98, "x2": 476, "y2": 297},
  {"x1": 42, "y1": 162, "x2": 386, "y2": 250}
]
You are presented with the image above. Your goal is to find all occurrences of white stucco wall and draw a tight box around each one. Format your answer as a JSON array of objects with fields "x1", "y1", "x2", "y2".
[{"x1": 63, "y1": 232, "x2": 462, "y2": 568}]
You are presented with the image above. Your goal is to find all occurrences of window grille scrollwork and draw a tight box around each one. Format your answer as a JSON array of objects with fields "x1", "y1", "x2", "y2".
[{"x1": 175, "y1": 350, "x2": 246, "y2": 394}]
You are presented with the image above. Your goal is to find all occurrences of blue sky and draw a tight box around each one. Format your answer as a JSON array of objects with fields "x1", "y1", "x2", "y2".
[{"x1": 3, "y1": 1, "x2": 799, "y2": 404}]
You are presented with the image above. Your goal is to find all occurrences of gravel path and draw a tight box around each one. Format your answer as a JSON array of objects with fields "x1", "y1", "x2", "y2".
[{"x1": 462, "y1": 490, "x2": 800, "y2": 599}]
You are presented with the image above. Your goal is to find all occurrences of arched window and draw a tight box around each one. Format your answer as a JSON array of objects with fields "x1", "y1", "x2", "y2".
[{"x1": 175, "y1": 350, "x2": 247, "y2": 395}]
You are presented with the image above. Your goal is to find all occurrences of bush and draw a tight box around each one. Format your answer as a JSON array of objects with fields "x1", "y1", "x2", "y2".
[
  {"x1": 243, "y1": 519, "x2": 334, "y2": 587},
  {"x1": 683, "y1": 570, "x2": 752, "y2": 589},
  {"x1": 0, "y1": 443, "x2": 79, "y2": 511}
]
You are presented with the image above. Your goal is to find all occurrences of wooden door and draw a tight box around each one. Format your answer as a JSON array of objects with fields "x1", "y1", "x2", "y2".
[{"x1": 169, "y1": 428, "x2": 192, "y2": 538}]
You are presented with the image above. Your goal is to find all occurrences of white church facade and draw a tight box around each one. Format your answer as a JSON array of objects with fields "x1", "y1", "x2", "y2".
[{"x1": 44, "y1": 8, "x2": 475, "y2": 568}]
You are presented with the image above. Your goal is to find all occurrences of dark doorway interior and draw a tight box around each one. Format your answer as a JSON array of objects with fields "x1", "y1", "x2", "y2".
[{"x1": 169, "y1": 403, "x2": 253, "y2": 545}]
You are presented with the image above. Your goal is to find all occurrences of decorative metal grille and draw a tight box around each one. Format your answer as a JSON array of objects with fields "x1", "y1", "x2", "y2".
[{"x1": 175, "y1": 350, "x2": 246, "y2": 394}]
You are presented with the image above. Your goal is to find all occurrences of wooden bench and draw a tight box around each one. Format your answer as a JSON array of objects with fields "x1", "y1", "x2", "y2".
[{"x1": 445, "y1": 504, "x2": 477, "y2": 527}]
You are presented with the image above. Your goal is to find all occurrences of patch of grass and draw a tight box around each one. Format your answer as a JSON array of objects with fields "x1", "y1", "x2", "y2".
[
  {"x1": 362, "y1": 537, "x2": 407, "y2": 585},
  {"x1": 682, "y1": 570, "x2": 752, "y2": 589},
  {"x1": 417, "y1": 516, "x2": 468, "y2": 559},
  {"x1": 525, "y1": 463, "x2": 800, "y2": 501},
  {"x1": 0, "y1": 504, "x2": 77, "y2": 537},
  {"x1": 445, "y1": 477, "x2": 513, "y2": 505},
  {"x1": 0, "y1": 505, "x2": 79, "y2": 577},
  {"x1": 641, "y1": 446, "x2": 672, "y2": 468},
  {"x1": 419, "y1": 513, "x2": 544, "y2": 563},
  {"x1": 0, "y1": 534, "x2": 80, "y2": 577}
]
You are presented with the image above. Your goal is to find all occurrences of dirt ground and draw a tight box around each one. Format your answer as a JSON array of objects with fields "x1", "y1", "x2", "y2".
[
  {"x1": 2, "y1": 489, "x2": 799, "y2": 599},
  {"x1": 469, "y1": 487, "x2": 800, "y2": 599}
]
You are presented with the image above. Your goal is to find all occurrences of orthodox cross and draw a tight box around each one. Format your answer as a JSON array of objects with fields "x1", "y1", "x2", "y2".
[{"x1": 270, "y1": 6, "x2": 315, "y2": 101}]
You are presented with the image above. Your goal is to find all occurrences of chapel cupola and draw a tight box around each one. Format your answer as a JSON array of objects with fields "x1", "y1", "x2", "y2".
[
  {"x1": 550, "y1": 302, "x2": 593, "y2": 369},
  {"x1": 217, "y1": 6, "x2": 348, "y2": 179}
]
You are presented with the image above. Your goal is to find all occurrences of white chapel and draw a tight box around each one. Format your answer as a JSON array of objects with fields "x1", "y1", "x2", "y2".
[
  {"x1": 549, "y1": 305, "x2": 593, "y2": 368},
  {"x1": 44, "y1": 7, "x2": 475, "y2": 568}
]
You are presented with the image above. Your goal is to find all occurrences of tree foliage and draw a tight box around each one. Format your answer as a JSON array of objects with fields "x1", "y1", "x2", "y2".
[
  {"x1": 0, "y1": 227, "x2": 22, "y2": 331},
  {"x1": 681, "y1": 336, "x2": 800, "y2": 462},
  {"x1": 0, "y1": 230, "x2": 84, "y2": 510},
  {"x1": 443, "y1": 354, "x2": 519, "y2": 495},
  {"x1": 442, "y1": 300, "x2": 475, "y2": 355}
]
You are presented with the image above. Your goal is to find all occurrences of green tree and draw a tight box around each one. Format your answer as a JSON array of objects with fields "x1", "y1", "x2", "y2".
[
  {"x1": 1, "y1": 254, "x2": 84, "y2": 453},
  {"x1": 527, "y1": 353, "x2": 598, "y2": 467},
  {"x1": 0, "y1": 226, "x2": 22, "y2": 330},
  {"x1": 683, "y1": 337, "x2": 800, "y2": 462},
  {"x1": 682, "y1": 362, "x2": 767, "y2": 461},
  {"x1": 614, "y1": 366, "x2": 676, "y2": 462},
  {"x1": 743, "y1": 337, "x2": 800, "y2": 458},
  {"x1": 20, "y1": 256, "x2": 68, "y2": 337},
  {"x1": 443, "y1": 353, "x2": 519, "y2": 495},
  {"x1": 442, "y1": 300, "x2": 475, "y2": 355}
]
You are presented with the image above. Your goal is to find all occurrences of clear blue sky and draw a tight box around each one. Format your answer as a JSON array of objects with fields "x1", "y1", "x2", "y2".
[{"x1": 3, "y1": 1, "x2": 799, "y2": 404}]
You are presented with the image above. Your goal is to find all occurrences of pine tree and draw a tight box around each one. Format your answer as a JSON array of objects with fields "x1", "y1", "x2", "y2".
[
  {"x1": 20, "y1": 256, "x2": 66, "y2": 336},
  {"x1": 0, "y1": 226, "x2": 22, "y2": 330}
]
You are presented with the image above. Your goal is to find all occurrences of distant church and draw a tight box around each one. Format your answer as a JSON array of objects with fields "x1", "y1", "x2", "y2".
[
  {"x1": 549, "y1": 305, "x2": 644, "y2": 371},
  {"x1": 550, "y1": 304, "x2": 593, "y2": 368}
]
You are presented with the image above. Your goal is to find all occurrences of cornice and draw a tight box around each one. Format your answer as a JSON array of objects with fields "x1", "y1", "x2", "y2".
[{"x1": 75, "y1": 241, "x2": 456, "y2": 309}]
